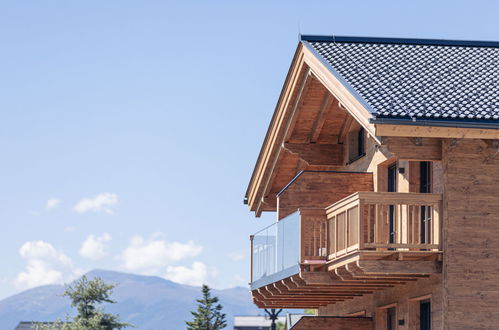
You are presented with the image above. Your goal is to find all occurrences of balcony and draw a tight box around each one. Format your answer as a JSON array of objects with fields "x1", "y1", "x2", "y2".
[
  {"x1": 250, "y1": 208, "x2": 327, "y2": 290},
  {"x1": 327, "y1": 192, "x2": 442, "y2": 265},
  {"x1": 250, "y1": 192, "x2": 443, "y2": 309}
]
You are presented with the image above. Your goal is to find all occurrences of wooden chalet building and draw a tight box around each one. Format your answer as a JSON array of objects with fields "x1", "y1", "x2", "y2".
[{"x1": 244, "y1": 36, "x2": 499, "y2": 330}]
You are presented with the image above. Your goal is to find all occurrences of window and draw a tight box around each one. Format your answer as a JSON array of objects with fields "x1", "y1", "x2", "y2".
[
  {"x1": 420, "y1": 300, "x2": 431, "y2": 330},
  {"x1": 388, "y1": 163, "x2": 397, "y2": 245},
  {"x1": 357, "y1": 127, "x2": 365, "y2": 157},
  {"x1": 387, "y1": 307, "x2": 397, "y2": 330},
  {"x1": 420, "y1": 162, "x2": 431, "y2": 193},
  {"x1": 347, "y1": 127, "x2": 366, "y2": 163},
  {"x1": 409, "y1": 295, "x2": 431, "y2": 330},
  {"x1": 376, "y1": 303, "x2": 397, "y2": 330},
  {"x1": 420, "y1": 162, "x2": 431, "y2": 243}
]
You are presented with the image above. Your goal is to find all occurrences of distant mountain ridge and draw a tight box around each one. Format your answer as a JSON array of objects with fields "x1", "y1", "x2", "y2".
[{"x1": 0, "y1": 269, "x2": 261, "y2": 330}]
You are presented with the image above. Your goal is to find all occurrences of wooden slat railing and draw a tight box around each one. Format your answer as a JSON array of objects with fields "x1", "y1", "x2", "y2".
[
  {"x1": 326, "y1": 192, "x2": 442, "y2": 259},
  {"x1": 299, "y1": 209, "x2": 328, "y2": 263}
]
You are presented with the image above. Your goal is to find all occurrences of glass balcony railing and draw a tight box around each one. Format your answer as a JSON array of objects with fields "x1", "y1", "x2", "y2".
[{"x1": 251, "y1": 211, "x2": 300, "y2": 286}]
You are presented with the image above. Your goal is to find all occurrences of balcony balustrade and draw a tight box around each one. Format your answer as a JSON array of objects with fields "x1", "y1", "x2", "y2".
[
  {"x1": 250, "y1": 192, "x2": 442, "y2": 293},
  {"x1": 327, "y1": 192, "x2": 442, "y2": 261}
]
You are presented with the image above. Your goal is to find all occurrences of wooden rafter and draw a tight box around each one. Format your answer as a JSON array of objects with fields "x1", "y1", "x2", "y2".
[
  {"x1": 338, "y1": 115, "x2": 354, "y2": 144},
  {"x1": 308, "y1": 93, "x2": 333, "y2": 143},
  {"x1": 283, "y1": 69, "x2": 313, "y2": 143}
]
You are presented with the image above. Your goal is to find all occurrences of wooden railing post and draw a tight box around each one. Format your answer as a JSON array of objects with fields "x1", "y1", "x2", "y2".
[
  {"x1": 433, "y1": 201, "x2": 441, "y2": 250},
  {"x1": 358, "y1": 199, "x2": 364, "y2": 250}
]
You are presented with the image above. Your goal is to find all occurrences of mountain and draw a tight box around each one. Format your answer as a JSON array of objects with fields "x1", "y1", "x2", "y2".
[{"x1": 0, "y1": 269, "x2": 262, "y2": 330}]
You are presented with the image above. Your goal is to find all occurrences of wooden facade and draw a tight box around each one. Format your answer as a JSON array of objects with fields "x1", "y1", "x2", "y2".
[{"x1": 245, "y1": 37, "x2": 499, "y2": 329}]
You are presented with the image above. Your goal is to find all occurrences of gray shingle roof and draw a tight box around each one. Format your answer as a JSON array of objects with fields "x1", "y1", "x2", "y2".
[{"x1": 301, "y1": 36, "x2": 499, "y2": 126}]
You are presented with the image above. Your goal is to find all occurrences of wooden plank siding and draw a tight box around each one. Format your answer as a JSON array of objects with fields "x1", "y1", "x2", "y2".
[
  {"x1": 277, "y1": 171, "x2": 373, "y2": 219},
  {"x1": 318, "y1": 274, "x2": 443, "y2": 330},
  {"x1": 442, "y1": 139, "x2": 499, "y2": 329}
]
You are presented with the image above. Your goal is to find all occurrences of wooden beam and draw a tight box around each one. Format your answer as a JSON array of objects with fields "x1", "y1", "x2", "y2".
[
  {"x1": 299, "y1": 272, "x2": 336, "y2": 285},
  {"x1": 338, "y1": 115, "x2": 354, "y2": 144},
  {"x1": 383, "y1": 137, "x2": 442, "y2": 161},
  {"x1": 355, "y1": 260, "x2": 442, "y2": 275},
  {"x1": 282, "y1": 278, "x2": 373, "y2": 293},
  {"x1": 283, "y1": 69, "x2": 313, "y2": 143},
  {"x1": 308, "y1": 93, "x2": 333, "y2": 143},
  {"x1": 375, "y1": 124, "x2": 499, "y2": 139}
]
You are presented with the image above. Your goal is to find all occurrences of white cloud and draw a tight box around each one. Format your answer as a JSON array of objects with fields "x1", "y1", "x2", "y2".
[
  {"x1": 46, "y1": 198, "x2": 61, "y2": 210},
  {"x1": 121, "y1": 235, "x2": 203, "y2": 274},
  {"x1": 73, "y1": 193, "x2": 118, "y2": 214},
  {"x1": 79, "y1": 233, "x2": 112, "y2": 260},
  {"x1": 165, "y1": 262, "x2": 217, "y2": 287},
  {"x1": 228, "y1": 250, "x2": 246, "y2": 261},
  {"x1": 15, "y1": 241, "x2": 74, "y2": 289}
]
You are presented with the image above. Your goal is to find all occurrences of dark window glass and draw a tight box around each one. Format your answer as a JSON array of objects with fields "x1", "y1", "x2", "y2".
[
  {"x1": 420, "y1": 162, "x2": 431, "y2": 243},
  {"x1": 420, "y1": 300, "x2": 431, "y2": 330},
  {"x1": 387, "y1": 307, "x2": 397, "y2": 330},
  {"x1": 388, "y1": 164, "x2": 397, "y2": 193},
  {"x1": 420, "y1": 162, "x2": 431, "y2": 193},
  {"x1": 357, "y1": 128, "x2": 365, "y2": 157},
  {"x1": 388, "y1": 164, "x2": 397, "y2": 245}
]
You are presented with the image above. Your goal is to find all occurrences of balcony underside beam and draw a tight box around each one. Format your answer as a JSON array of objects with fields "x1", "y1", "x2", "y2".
[{"x1": 252, "y1": 256, "x2": 442, "y2": 309}]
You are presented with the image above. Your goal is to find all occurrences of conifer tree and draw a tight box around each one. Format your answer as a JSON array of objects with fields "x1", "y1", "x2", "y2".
[
  {"x1": 35, "y1": 276, "x2": 131, "y2": 330},
  {"x1": 186, "y1": 284, "x2": 227, "y2": 330}
]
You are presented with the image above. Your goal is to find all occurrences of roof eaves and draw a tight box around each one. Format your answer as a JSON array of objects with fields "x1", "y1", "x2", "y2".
[
  {"x1": 300, "y1": 34, "x2": 499, "y2": 48},
  {"x1": 370, "y1": 117, "x2": 499, "y2": 130}
]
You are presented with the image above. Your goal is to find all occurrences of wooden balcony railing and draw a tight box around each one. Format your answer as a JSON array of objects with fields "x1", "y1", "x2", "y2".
[{"x1": 326, "y1": 192, "x2": 442, "y2": 259}]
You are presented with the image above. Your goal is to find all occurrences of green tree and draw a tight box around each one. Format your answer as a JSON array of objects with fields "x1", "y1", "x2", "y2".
[
  {"x1": 304, "y1": 309, "x2": 316, "y2": 315},
  {"x1": 186, "y1": 284, "x2": 227, "y2": 330},
  {"x1": 35, "y1": 276, "x2": 132, "y2": 330}
]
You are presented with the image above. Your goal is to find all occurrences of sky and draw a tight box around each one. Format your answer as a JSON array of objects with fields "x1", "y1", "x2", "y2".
[{"x1": 0, "y1": 0, "x2": 498, "y2": 299}]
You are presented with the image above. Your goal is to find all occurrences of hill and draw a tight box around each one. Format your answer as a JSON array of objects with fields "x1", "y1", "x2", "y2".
[{"x1": 0, "y1": 269, "x2": 262, "y2": 330}]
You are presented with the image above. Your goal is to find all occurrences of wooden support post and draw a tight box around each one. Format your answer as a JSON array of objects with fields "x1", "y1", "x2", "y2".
[{"x1": 358, "y1": 200, "x2": 364, "y2": 250}]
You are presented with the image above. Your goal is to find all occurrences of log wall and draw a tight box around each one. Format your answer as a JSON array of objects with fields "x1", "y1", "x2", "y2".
[
  {"x1": 442, "y1": 139, "x2": 499, "y2": 329},
  {"x1": 318, "y1": 274, "x2": 443, "y2": 329},
  {"x1": 277, "y1": 171, "x2": 373, "y2": 219}
]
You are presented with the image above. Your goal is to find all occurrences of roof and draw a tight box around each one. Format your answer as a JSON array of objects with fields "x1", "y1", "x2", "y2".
[
  {"x1": 14, "y1": 322, "x2": 35, "y2": 330},
  {"x1": 301, "y1": 35, "x2": 499, "y2": 127},
  {"x1": 233, "y1": 316, "x2": 286, "y2": 327},
  {"x1": 15, "y1": 322, "x2": 66, "y2": 330}
]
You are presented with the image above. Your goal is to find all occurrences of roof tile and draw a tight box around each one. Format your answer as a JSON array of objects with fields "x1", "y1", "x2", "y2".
[{"x1": 303, "y1": 37, "x2": 499, "y2": 122}]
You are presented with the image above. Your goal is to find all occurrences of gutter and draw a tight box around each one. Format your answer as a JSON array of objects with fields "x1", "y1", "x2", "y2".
[{"x1": 370, "y1": 117, "x2": 499, "y2": 130}]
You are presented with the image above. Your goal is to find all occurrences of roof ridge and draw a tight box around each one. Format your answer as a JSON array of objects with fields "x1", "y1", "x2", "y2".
[{"x1": 300, "y1": 35, "x2": 499, "y2": 48}]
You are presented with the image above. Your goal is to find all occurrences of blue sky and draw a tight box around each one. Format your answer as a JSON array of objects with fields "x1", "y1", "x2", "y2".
[{"x1": 0, "y1": 0, "x2": 498, "y2": 299}]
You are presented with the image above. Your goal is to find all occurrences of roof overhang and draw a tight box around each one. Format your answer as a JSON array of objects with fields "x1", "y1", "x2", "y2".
[
  {"x1": 245, "y1": 42, "x2": 377, "y2": 216},
  {"x1": 246, "y1": 35, "x2": 499, "y2": 216}
]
